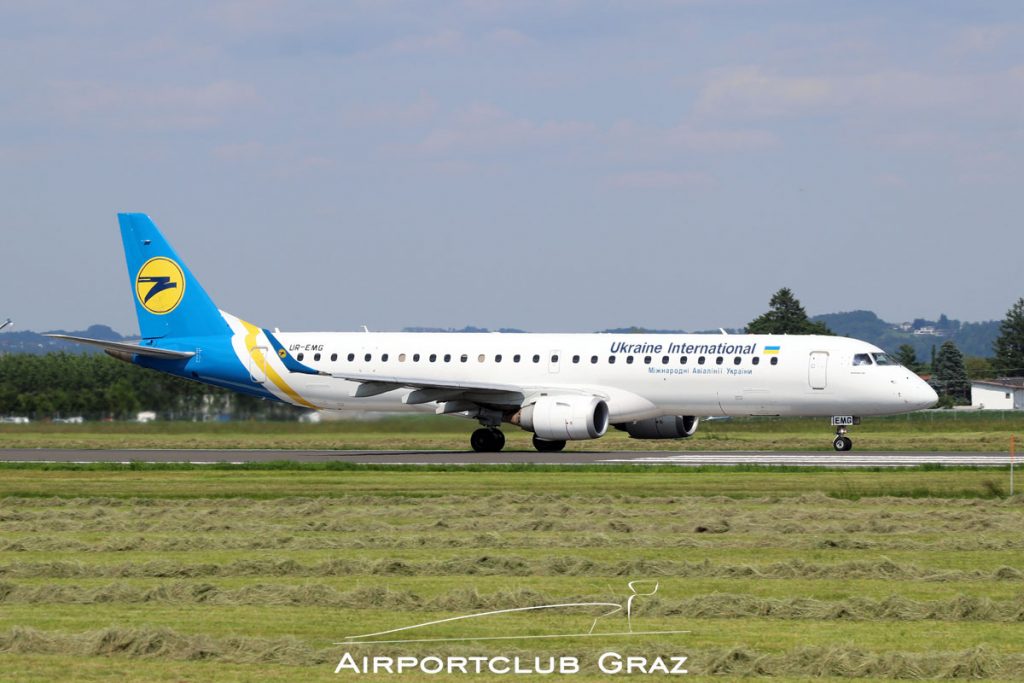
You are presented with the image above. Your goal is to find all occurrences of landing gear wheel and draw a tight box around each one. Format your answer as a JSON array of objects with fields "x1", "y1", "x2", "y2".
[
  {"x1": 532, "y1": 435, "x2": 566, "y2": 453},
  {"x1": 470, "y1": 428, "x2": 505, "y2": 453},
  {"x1": 833, "y1": 436, "x2": 853, "y2": 452}
]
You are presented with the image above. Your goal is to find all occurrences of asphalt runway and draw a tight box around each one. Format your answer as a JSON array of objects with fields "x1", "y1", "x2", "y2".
[{"x1": 0, "y1": 449, "x2": 1013, "y2": 467}]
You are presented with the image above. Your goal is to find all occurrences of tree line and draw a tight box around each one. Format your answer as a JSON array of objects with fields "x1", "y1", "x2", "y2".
[{"x1": 0, "y1": 353, "x2": 298, "y2": 421}]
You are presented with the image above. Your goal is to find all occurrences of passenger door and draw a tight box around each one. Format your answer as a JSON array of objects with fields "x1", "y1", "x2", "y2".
[{"x1": 808, "y1": 351, "x2": 828, "y2": 390}]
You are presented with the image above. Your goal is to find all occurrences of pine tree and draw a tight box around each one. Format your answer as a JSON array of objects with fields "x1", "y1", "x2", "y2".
[
  {"x1": 746, "y1": 288, "x2": 832, "y2": 335},
  {"x1": 895, "y1": 344, "x2": 921, "y2": 372},
  {"x1": 930, "y1": 340, "x2": 969, "y2": 405},
  {"x1": 993, "y1": 297, "x2": 1024, "y2": 377}
]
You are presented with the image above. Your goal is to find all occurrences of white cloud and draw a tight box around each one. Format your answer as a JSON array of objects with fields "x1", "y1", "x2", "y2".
[
  {"x1": 417, "y1": 104, "x2": 595, "y2": 156},
  {"x1": 45, "y1": 80, "x2": 258, "y2": 131},
  {"x1": 609, "y1": 169, "x2": 714, "y2": 190},
  {"x1": 694, "y1": 65, "x2": 1024, "y2": 121}
]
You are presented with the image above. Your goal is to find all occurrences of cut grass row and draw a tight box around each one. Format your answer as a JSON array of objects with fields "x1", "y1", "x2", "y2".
[
  {"x1": 0, "y1": 465, "x2": 1019, "y2": 499},
  {"x1": 1, "y1": 467, "x2": 1022, "y2": 680}
]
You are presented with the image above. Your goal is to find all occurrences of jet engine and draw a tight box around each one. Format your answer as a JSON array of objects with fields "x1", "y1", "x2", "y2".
[
  {"x1": 513, "y1": 396, "x2": 609, "y2": 441},
  {"x1": 616, "y1": 415, "x2": 699, "y2": 439}
]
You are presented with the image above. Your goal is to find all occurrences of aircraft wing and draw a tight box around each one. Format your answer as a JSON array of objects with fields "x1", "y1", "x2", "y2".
[
  {"x1": 44, "y1": 334, "x2": 196, "y2": 360},
  {"x1": 327, "y1": 370, "x2": 531, "y2": 402}
]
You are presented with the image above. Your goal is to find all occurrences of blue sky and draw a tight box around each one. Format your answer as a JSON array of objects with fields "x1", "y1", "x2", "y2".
[{"x1": 2, "y1": 1, "x2": 1022, "y2": 334}]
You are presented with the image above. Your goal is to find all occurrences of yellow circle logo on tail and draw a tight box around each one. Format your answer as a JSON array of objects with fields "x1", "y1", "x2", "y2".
[
  {"x1": 278, "y1": 349, "x2": 287, "y2": 359},
  {"x1": 135, "y1": 257, "x2": 186, "y2": 315}
]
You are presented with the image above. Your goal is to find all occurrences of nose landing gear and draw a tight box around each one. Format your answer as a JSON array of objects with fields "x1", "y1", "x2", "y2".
[{"x1": 830, "y1": 416, "x2": 860, "y2": 451}]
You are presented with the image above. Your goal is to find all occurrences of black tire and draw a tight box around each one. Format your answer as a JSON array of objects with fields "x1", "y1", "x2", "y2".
[
  {"x1": 471, "y1": 428, "x2": 505, "y2": 453},
  {"x1": 470, "y1": 428, "x2": 491, "y2": 453},
  {"x1": 833, "y1": 436, "x2": 853, "y2": 452},
  {"x1": 533, "y1": 435, "x2": 566, "y2": 453}
]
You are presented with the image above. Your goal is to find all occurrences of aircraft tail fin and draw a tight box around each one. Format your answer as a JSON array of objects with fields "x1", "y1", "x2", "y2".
[{"x1": 119, "y1": 213, "x2": 228, "y2": 339}]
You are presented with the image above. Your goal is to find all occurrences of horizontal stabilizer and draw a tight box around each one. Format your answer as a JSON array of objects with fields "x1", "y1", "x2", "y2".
[{"x1": 45, "y1": 334, "x2": 196, "y2": 360}]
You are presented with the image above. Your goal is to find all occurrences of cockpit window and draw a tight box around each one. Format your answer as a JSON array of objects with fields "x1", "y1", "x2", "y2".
[
  {"x1": 852, "y1": 353, "x2": 873, "y2": 366},
  {"x1": 872, "y1": 352, "x2": 896, "y2": 366}
]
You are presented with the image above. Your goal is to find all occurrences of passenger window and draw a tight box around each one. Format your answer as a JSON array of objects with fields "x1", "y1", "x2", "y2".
[
  {"x1": 429, "y1": 353, "x2": 437, "y2": 362},
  {"x1": 680, "y1": 356, "x2": 687, "y2": 365},
  {"x1": 733, "y1": 356, "x2": 741, "y2": 365},
  {"x1": 513, "y1": 354, "x2": 521, "y2": 363},
  {"x1": 716, "y1": 356, "x2": 723, "y2": 365},
  {"x1": 698, "y1": 356, "x2": 705, "y2": 365},
  {"x1": 644, "y1": 356, "x2": 651, "y2": 365},
  {"x1": 314, "y1": 353, "x2": 321, "y2": 361},
  {"x1": 381, "y1": 353, "x2": 389, "y2": 362},
  {"x1": 495, "y1": 354, "x2": 502, "y2": 363},
  {"x1": 364, "y1": 353, "x2": 372, "y2": 362},
  {"x1": 413, "y1": 353, "x2": 420, "y2": 362},
  {"x1": 626, "y1": 356, "x2": 634, "y2": 364},
  {"x1": 608, "y1": 356, "x2": 616, "y2": 364},
  {"x1": 662, "y1": 356, "x2": 669, "y2": 365},
  {"x1": 478, "y1": 354, "x2": 485, "y2": 362},
  {"x1": 297, "y1": 353, "x2": 304, "y2": 361},
  {"x1": 330, "y1": 353, "x2": 338, "y2": 362},
  {"x1": 572, "y1": 355, "x2": 580, "y2": 364},
  {"x1": 852, "y1": 353, "x2": 873, "y2": 366},
  {"x1": 770, "y1": 357, "x2": 778, "y2": 365},
  {"x1": 591, "y1": 355, "x2": 598, "y2": 364},
  {"x1": 347, "y1": 353, "x2": 355, "y2": 362},
  {"x1": 444, "y1": 354, "x2": 451, "y2": 362},
  {"x1": 399, "y1": 353, "x2": 406, "y2": 362},
  {"x1": 532, "y1": 354, "x2": 540, "y2": 363},
  {"x1": 752, "y1": 356, "x2": 760, "y2": 365},
  {"x1": 551, "y1": 354, "x2": 559, "y2": 363},
  {"x1": 460, "y1": 354, "x2": 468, "y2": 363}
]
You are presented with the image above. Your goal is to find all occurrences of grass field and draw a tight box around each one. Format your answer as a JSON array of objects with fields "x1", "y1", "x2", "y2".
[
  {"x1": 1, "y1": 463, "x2": 1022, "y2": 681},
  {"x1": 1, "y1": 411, "x2": 1023, "y2": 451}
]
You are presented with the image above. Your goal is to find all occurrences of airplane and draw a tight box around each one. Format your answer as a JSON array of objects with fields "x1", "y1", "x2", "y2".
[{"x1": 49, "y1": 214, "x2": 938, "y2": 453}]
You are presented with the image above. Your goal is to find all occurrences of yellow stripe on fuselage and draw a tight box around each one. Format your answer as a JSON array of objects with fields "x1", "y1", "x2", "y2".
[{"x1": 240, "y1": 319, "x2": 318, "y2": 409}]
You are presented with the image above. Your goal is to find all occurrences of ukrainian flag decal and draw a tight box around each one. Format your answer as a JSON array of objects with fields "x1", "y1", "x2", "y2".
[
  {"x1": 135, "y1": 257, "x2": 185, "y2": 315},
  {"x1": 763, "y1": 345, "x2": 781, "y2": 355}
]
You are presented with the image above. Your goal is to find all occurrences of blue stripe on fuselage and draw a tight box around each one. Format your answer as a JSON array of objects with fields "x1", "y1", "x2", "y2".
[{"x1": 132, "y1": 335, "x2": 280, "y2": 402}]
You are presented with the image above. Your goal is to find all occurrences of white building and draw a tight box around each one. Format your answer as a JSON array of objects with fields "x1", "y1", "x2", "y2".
[{"x1": 971, "y1": 379, "x2": 1024, "y2": 410}]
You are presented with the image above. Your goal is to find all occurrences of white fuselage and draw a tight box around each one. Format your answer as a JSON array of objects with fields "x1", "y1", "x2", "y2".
[{"x1": 224, "y1": 317, "x2": 937, "y2": 423}]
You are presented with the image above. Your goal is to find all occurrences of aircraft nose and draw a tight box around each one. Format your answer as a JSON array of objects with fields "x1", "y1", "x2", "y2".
[{"x1": 909, "y1": 378, "x2": 938, "y2": 410}]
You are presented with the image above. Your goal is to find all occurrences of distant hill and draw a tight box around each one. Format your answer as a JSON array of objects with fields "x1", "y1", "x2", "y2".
[
  {"x1": 401, "y1": 326, "x2": 527, "y2": 333},
  {"x1": 0, "y1": 325, "x2": 128, "y2": 355},
  {"x1": 811, "y1": 311, "x2": 999, "y2": 358}
]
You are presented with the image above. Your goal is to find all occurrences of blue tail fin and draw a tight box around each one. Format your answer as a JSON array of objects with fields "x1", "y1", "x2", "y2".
[{"x1": 119, "y1": 213, "x2": 228, "y2": 339}]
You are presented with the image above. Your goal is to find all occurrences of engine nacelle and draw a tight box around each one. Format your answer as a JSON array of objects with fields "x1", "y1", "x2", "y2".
[
  {"x1": 514, "y1": 396, "x2": 609, "y2": 441},
  {"x1": 617, "y1": 415, "x2": 699, "y2": 439}
]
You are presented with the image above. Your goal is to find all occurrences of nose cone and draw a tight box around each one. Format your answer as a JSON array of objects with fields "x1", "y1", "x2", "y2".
[{"x1": 908, "y1": 378, "x2": 939, "y2": 410}]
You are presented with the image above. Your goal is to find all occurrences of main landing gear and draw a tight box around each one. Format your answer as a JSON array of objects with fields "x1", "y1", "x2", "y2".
[
  {"x1": 532, "y1": 435, "x2": 566, "y2": 453},
  {"x1": 468, "y1": 428, "x2": 568, "y2": 453},
  {"x1": 831, "y1": 416, "x2": 859, "y2": 452},
  {"x1": 470, "y1": 428, "x2": 505, "y2": 453}
]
